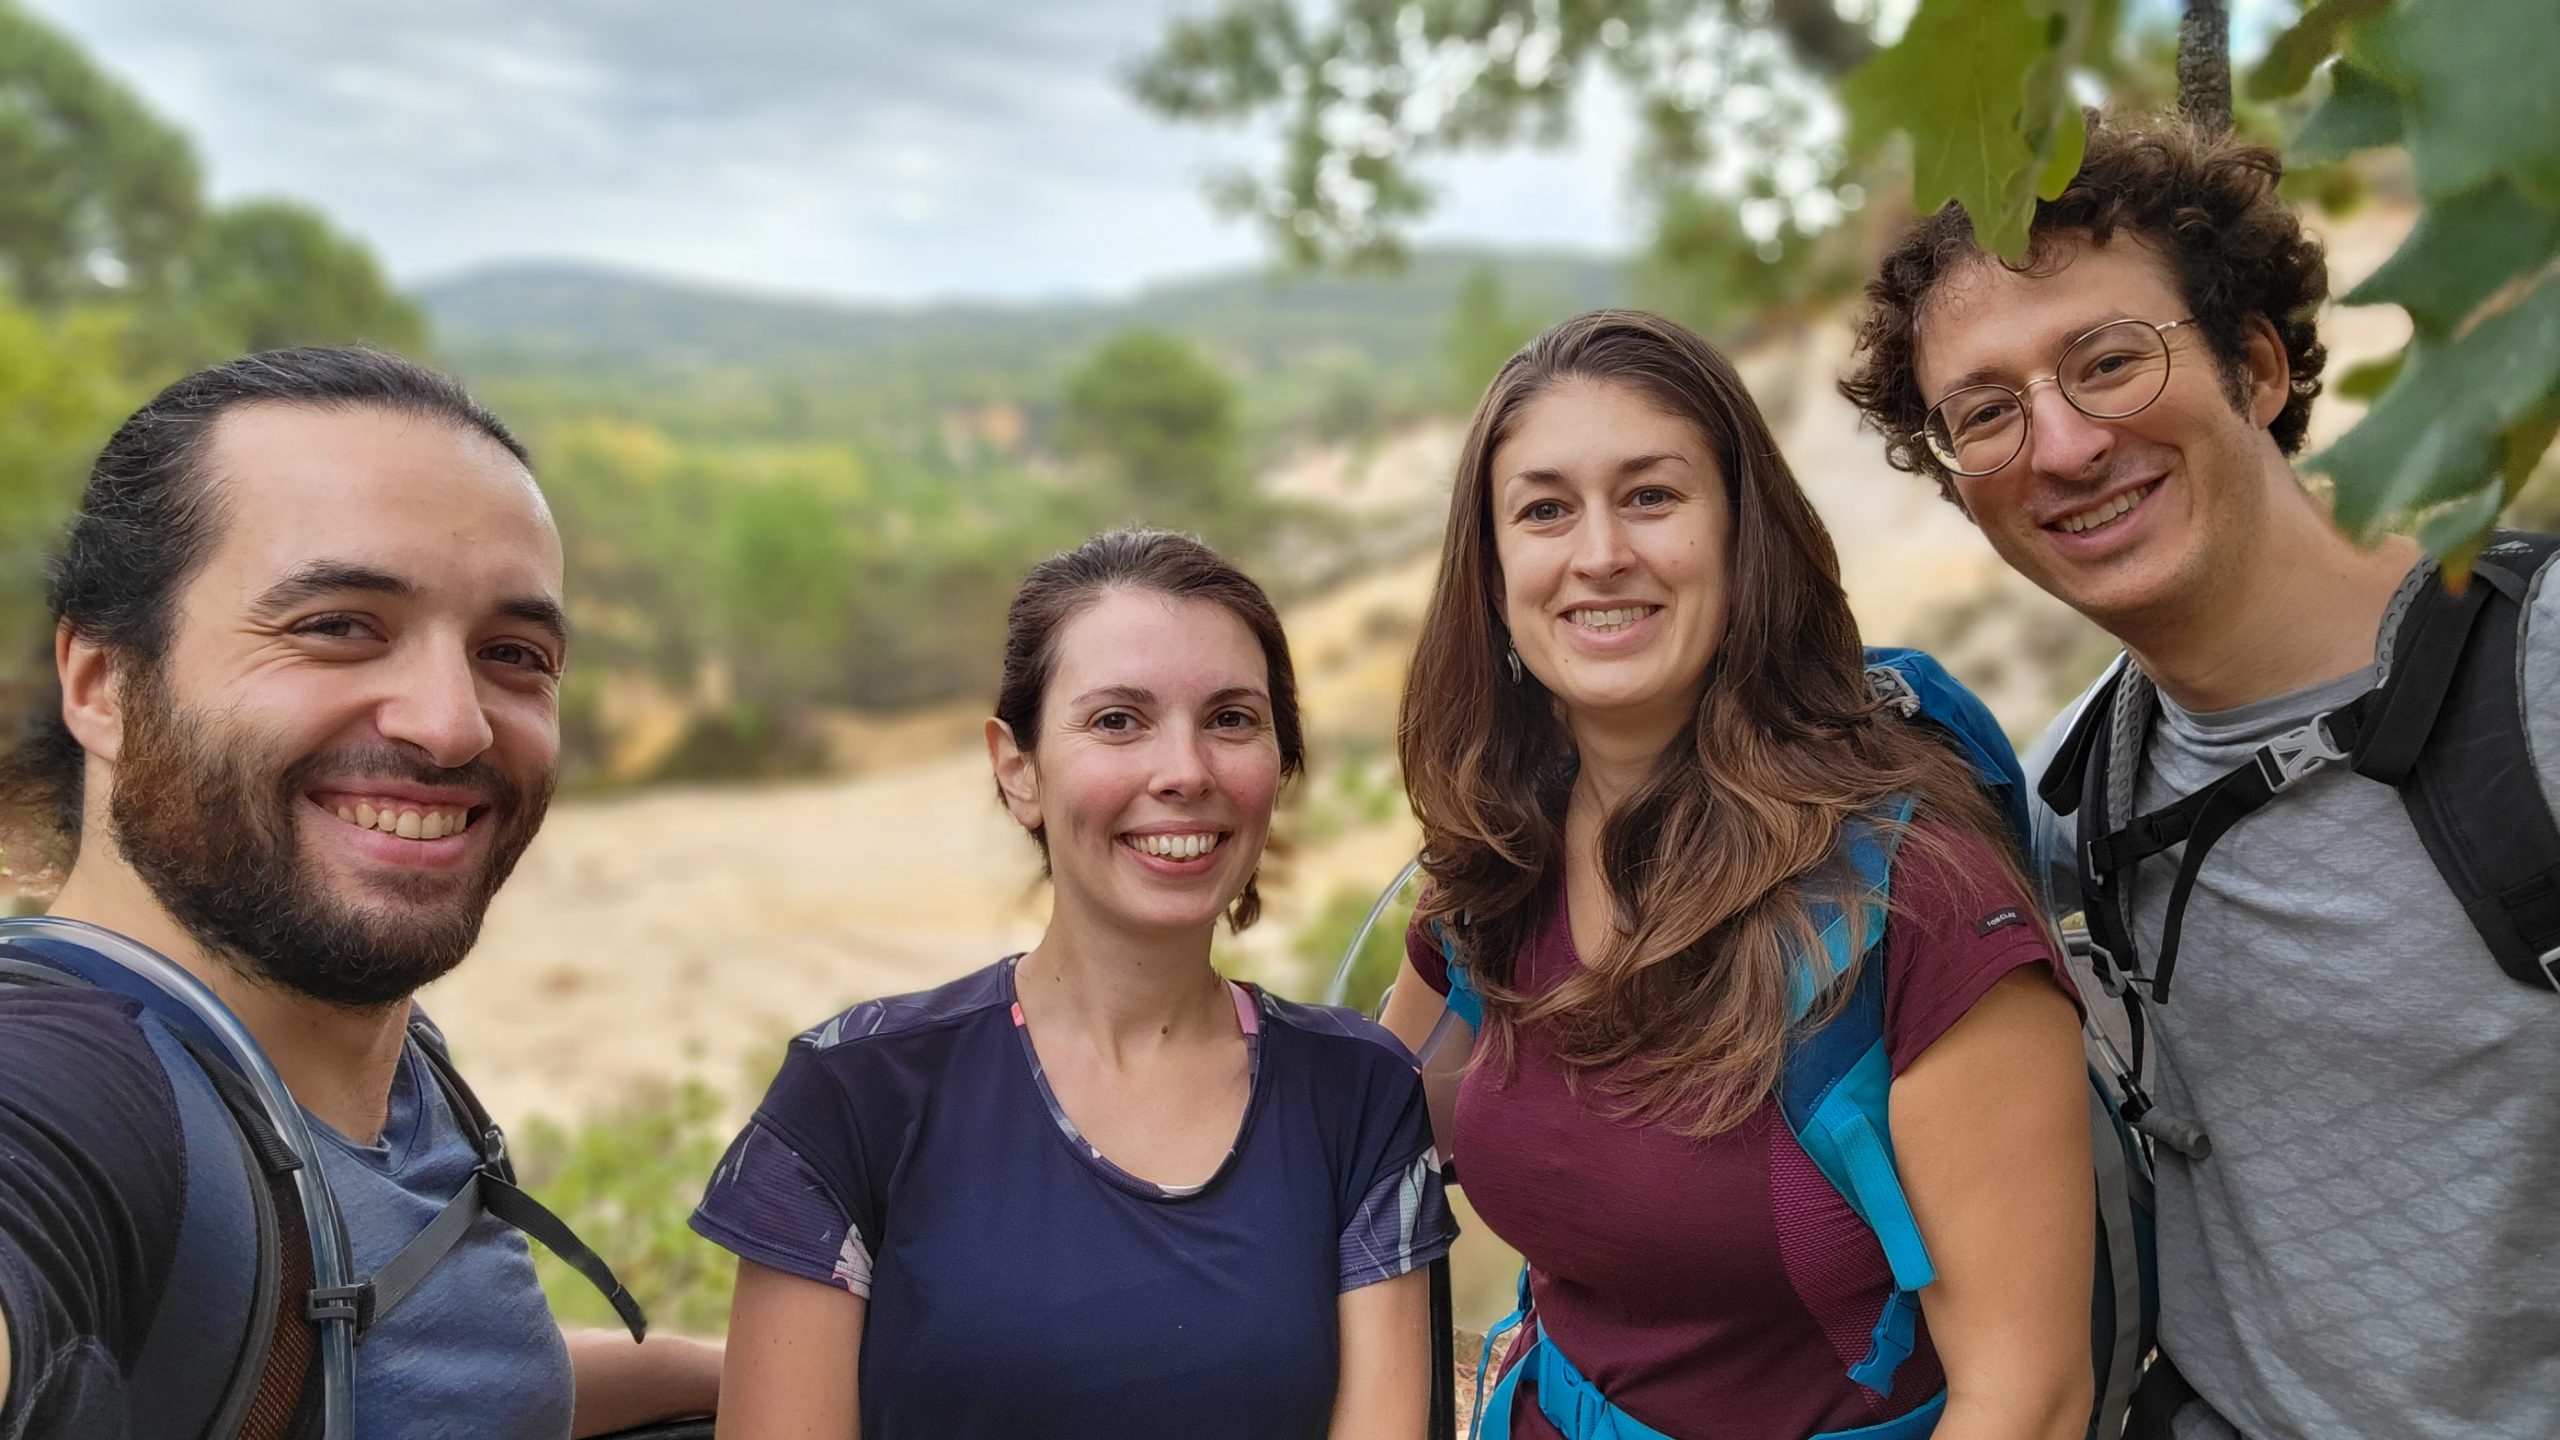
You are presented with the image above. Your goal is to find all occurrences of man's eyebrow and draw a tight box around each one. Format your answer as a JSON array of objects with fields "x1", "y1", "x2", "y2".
[
  {"x1": 248, "y1": 561, "x2": 413, "y2": 618},
  {"x1": 1933, "y1": 311, "x2": 2144, "y2": 399},
  {"x1": 250, "y1": 561, "x2": 569, "y2": 649},
  {"x1": 498, "y1": 596, "x2": 571, "y2": 650}
]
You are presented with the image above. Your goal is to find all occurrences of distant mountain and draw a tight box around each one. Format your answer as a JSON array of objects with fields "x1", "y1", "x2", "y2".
[{"x1": 417, "y1": 248, "x2": 1629, "y2": 400}]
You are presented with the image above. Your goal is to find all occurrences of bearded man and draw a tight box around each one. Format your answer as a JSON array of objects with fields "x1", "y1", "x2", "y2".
[{"x1": 0, "y1": 347, "x2": 719, "y2": 1437}]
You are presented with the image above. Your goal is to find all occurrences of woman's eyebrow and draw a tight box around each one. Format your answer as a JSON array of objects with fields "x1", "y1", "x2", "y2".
[{"x1": 1066, "y1": 684, "x2": 1155, "y2": 709}]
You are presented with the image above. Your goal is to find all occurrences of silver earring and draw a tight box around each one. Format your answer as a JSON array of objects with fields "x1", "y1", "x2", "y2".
[{"x1": 1506, "y1": 644, "x2": 1524, "y2": 684}]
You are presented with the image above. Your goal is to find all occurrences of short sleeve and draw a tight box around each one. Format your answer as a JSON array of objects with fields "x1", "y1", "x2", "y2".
[
  {"x1": 0, "y1": 991, "x2": 186, "y2": 1435},
  {"x1": 1881, "y1": 825, "x2": 2081, "y2": 1077},
  {"x1": 1335, "y1": 1055, "x2": 1457, "y2": 1291},
  {"x1": 690, "y1": 1041, "x2": 878, "y2": 1295},
  {"x1": 1403, "y1": 912, "x2": 1453, "y2": 997}
]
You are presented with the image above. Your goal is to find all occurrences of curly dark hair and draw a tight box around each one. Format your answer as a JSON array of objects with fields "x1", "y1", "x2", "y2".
[{"x1": 1839, "y1": 111, "x2": 2330, "y2": 499}]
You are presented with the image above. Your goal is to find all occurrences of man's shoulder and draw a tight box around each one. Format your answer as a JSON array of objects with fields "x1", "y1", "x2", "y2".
[{"x1": 0, "y1": 984, "x2": 175, "y2": 1115}]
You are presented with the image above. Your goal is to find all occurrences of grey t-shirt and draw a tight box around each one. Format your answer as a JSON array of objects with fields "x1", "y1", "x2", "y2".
[
  {"x1": 318, "y1": 1026, "x2": 575, "y2": 1440},
  {"x1": 2030, "y1": 558, "x2": 2560, "y2": 1440}
]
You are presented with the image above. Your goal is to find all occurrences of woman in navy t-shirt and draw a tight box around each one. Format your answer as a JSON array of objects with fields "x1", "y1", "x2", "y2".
[{"x1": 695, "y1": 530, "x2": 1456, "y2": 1439}]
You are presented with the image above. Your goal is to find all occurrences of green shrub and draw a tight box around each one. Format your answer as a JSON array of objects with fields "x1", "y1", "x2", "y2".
[{"x1": 514, "y1": 1080, "x2": 738, "y2": 1336}]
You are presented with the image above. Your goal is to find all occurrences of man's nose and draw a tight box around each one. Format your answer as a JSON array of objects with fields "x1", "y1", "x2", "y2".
[
  {"x1": 377, "y1": 643, "x2": 494, "y2": 769},
  {"x1": 2025, "y1": 381, "x2": 2116, "y2": 485}
]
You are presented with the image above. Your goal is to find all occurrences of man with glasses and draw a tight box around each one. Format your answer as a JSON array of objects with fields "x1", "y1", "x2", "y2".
[{"x1": 1841, "y1": 115, "x2": 2560, "y2": 1440}]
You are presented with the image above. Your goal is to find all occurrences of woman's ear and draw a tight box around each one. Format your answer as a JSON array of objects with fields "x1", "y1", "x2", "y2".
[{"x1": 985, "y1": 717, "x2": 1041, "y2": 832}]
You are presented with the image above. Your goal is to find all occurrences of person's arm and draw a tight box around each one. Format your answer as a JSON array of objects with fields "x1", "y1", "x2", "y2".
[
  {"x1": 1378, "y1": 956, "x2": 1445, "y2": 1053},
  {"x1": 714, "y1": 1259, "x2": 865, "y2": 1439},
  {"x1": 1328, "y1": 1267, "x2": 1431, "y2": 1440},
  {"x1": 1892, "y1": 967, "x2": 2094, "y2": 1440},
  {"x1": 567, "y1": 1328, "x2": 722, "y2": 1437}
]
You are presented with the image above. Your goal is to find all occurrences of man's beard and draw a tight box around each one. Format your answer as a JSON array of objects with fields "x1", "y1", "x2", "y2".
[{"x1": 107, "y1": 666, "x2": 552, "y2": 1010}]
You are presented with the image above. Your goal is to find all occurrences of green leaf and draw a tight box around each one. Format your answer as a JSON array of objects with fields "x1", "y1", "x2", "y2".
[
  {"x1": 2350, "y1": 0, "x2": 2560, "y2": 207},
  {"x1": 2345, "y1": 178, "x2": 2560, "y2": 337},
  {"x1": 2336, "y1": 347, "x2": 2405, "y2": 402},
  {"x1": 2290, "y1": 61, "x2": 2403, "y2": 166},
  {"x1": 2031, "y1": 81, "x2": 2088, "y2": 200},
  {"x1": 1843, "y1": 0, "x2": 2052, "y2": 260},
  {"x1": 2496, "y1": 401, "x2": 2560, "y2": 502},
  {"x1": 2249, "y1": 0, "x2": 2390, "y2": 101},
  {"x1": 2415, "y1": 480, "x2": 2505, "y2": 560},
  {"x1": 2315, "y1": 272, "x2": 2560, "y2": 536}
]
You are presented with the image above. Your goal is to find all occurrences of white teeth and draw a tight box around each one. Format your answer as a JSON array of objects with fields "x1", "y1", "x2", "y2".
[
  {"x1": 337, "y1": 806, "x2": 357, "y2": 824},
  {"x1": 1571, "y1": 606, "x2": 1653, "y2": 632},
  {"x1": 1128, "y1": 832, "x2": 1221, "y2": 859},
  {"x1": 395, "y1": 811, "x2": 423, "y2": 840},
  {"x1": 2059, "y1": 482, "x2": 2156, "y2": 534},
  {"x1": 420, "y1": 812, "x2": 447, "y2": 841},
  {"x1": 356, "y1": 802, "x2": 377, "y2": 829}
]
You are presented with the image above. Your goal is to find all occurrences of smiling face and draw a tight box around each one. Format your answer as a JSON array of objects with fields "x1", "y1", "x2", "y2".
[
  {"x1": 99, "y1": 402, "x2": 565, "y2": 1007},
  {"x1": 1913, "y1": 234, "x2": 2291, "y2": 629},
  {"x1": 1489, "y1": 377, "x2": 1731, "y2": 747},
  {"x1": 990, "y1": 588, "x2": 1283, "y2": 942}
]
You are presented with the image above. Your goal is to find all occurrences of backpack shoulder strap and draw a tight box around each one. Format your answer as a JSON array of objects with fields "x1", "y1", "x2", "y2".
[
  {"x1": 2355, "y1": 532, "x2": 2560, "y2": 992},
  {"x1": 1776, "y1": 804, "x2": 1935, "y2": 1397},
  {"x1": 0, "y1": 932, "x2": 320, "y2": 1440},
  {"x1": 338, "y1": 1020, "x2": 648, "y2": 1342},
  {"x1": 1429, "y1": 915, "x2": 1484, "y2": 1030}
]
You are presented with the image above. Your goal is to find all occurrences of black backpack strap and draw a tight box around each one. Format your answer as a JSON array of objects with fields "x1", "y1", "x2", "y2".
[
  {"x1": 315, "y1": 1021, "x2": 649, "y2": 1342},
  {"x1": 2349, "y1": 533, "x2": 2560, "y2": 992},
  {"x1": 2064, "y1": 534, "x2": 2560, "y2": 1018}
]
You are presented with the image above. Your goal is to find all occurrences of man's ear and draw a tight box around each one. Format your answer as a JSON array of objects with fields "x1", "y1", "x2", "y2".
[
  {"x1": 57, "y1": 625, "x2": 124, "y2": 766},
  {"x1": 985, "y1": 717, "x2": 1041, "y2": 832},
  {"x1": 2241, "y1": 313, "x2": 2292, "y2": 429}
]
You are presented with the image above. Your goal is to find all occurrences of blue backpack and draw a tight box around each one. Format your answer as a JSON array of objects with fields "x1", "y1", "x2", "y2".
[
  {"x1": 1411, "y1": 649, "x2": 2155, "y2": 1440},
  {"x1": 0, "y1": 917, "x2": 668, "y2": 1440}
]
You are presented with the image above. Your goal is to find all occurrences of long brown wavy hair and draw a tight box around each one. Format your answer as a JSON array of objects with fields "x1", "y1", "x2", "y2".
[{"x1": 1398, "y1": 309, "x2": 2030, "y2": 1137}]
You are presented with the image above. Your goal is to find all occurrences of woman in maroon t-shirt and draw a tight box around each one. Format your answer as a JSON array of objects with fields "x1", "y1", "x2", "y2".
[{"x1": 1379, "y1": 311, "x2": 2093, "y2": 1440}]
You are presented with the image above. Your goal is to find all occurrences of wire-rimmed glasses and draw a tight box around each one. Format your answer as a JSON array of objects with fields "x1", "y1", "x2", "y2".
[{"x1": 1922, "y1": 317, "x2": 2196, "y2": 478}]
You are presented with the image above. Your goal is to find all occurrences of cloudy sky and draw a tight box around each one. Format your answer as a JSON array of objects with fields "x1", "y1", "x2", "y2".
[{"x1": 28, "y1": 0, "x2": 1641, "y2": 303}]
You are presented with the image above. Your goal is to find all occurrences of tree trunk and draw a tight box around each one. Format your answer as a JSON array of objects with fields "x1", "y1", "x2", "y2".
[{"x1": 2179, "y1": 0, "x2": 2235, "y2": 135}]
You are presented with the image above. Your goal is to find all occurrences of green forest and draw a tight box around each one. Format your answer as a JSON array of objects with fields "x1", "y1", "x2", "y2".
[{"x1": 9, "y1": 0, "x2": 2553, "y2": 802}]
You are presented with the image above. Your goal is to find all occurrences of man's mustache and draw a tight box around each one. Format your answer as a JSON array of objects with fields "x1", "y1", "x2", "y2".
[{"x1": 277, "y1": 745, "x2": 526, "y2": 818}]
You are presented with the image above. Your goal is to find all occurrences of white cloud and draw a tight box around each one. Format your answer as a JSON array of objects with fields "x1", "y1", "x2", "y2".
[{"x1": 25, "y1": 0, "x2": 1643, "y2": 301}]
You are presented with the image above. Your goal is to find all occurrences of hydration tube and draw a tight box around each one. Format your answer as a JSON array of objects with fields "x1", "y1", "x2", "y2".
[
  {"x1": 1325, "y1": 858, "x2": 1474, "y2": 1164},
  {"x1": 1326, "y1": 856, "x2": 1422, "y2": 1008},
  {"x1": 0, "y1": 916, "x2": 362, "y2": 1437}
]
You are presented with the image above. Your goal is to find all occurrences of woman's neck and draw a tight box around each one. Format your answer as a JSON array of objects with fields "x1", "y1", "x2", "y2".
[
  {"x1": 1014, "y1": 909, "x2": 1233, "y2": 1068},
  {"x1": 1566, "y1": 709, "x2": 1680, "y2": 816}
]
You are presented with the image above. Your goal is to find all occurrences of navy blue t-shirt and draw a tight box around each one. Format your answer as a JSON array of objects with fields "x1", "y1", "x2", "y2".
[{"x1": 692, "y1": 958, "x2": 1455, "y2": 1439}]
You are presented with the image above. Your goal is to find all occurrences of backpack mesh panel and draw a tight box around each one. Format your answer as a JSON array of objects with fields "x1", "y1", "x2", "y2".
[
  {"x1": 240, "y1": 1166, "x2": 319, "y2": 1440},
  {"x1": 1768, "y1": 1122, "x2": 1947, "y2": 1412}
]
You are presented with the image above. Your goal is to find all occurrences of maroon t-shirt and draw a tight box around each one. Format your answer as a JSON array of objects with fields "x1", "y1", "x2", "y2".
[{"x1": 1408, "y1": 825, "x2": 2073, "y2": 1440}]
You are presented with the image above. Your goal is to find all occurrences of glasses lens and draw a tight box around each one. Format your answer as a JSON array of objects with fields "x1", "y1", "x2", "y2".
[
  {"x1": 2061, "y1": 319, "x2": 2172, "y2": 419},
  {"x1": 1925, "y1": 385, "x2": 2026, "y2": 475}
]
